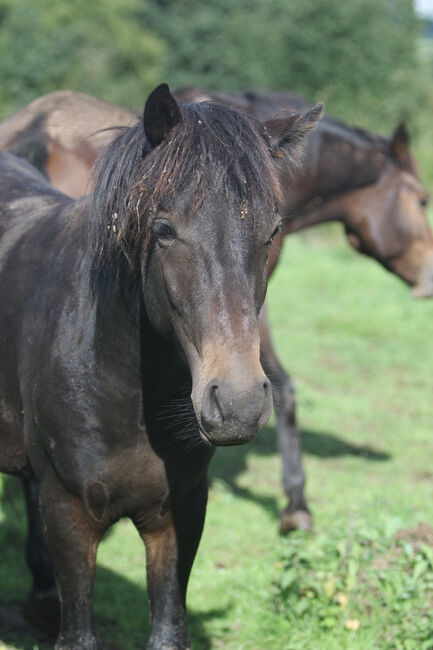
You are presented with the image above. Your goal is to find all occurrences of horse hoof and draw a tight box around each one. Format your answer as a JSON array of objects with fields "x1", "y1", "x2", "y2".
[
  {"x1": 23, "y1": 589, "x2": 60, "y2": 638},
  {"x1": 279, "y1": 509, "x2": 313, "y2": 535}
]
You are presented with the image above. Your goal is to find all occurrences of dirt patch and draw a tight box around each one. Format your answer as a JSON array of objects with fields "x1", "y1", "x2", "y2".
[
  {"x1": 413, "y1": 471, "x2": 433, "y2": 482},
  {"x1": 395, "y1": 521, "x2": 433, "y2": 552}
]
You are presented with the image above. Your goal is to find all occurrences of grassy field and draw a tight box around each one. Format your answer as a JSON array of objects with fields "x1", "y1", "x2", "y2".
[{"x1": 0, "y1": 222, "x2": 433, "y2": 649}]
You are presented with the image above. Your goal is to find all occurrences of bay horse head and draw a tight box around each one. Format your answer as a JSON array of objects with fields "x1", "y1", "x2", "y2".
[
  {"x1": 338, "y1": 124, "x2": 433, "y2": 297},
  {"x1": 92, "y1": 84, "x2": 323, "y2": 446}
]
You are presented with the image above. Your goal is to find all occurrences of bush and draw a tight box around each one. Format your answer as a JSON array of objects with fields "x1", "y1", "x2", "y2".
[
  {"x1": 143, "y1": 0, "x2": 427, "y2": 129},
  {"x1": 0, "y1": 0, "x2": 164, "y2": 117}
]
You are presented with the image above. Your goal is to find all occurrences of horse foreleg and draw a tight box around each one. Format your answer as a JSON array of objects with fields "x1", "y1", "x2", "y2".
[
  {"x1": 259, "y1": 304, "x2": 312, "y2": 534},
  {"x1": 39, "y1": 476, "x2": 103, "y2": 650},
  {"x1": 137, "y1": 477, "x2": 208, "y2": 650},
  {"x1": 22, "y1": 477, "x2": 60, "y2": 633}
]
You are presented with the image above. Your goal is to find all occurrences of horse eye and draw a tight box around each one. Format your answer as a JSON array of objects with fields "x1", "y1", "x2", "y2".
[
  {"x1": 153, "y1": 221, "x2": 175, "y2": 239},
  {"x1": 420, "y1": 197, "x2": 428, "y2": 208},
  {"x1": 265, "y1": 222, "x2": 282, "y2": 248}
]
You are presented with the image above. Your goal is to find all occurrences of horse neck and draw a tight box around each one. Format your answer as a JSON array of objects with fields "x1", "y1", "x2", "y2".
[
  {"x1": 285, "y1": 123, "x2": 388, "y2": 232},
  {"x1": 283, "y1": 192, "x2": 351, "y2": 234},
  {"x1": 93, "y1": 273, "x2": 188, "y2": 405}
]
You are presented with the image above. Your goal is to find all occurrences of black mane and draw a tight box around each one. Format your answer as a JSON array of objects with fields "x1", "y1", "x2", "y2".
[{"x1": 91, "y1": 101, "x2": 282, "y2": 273}]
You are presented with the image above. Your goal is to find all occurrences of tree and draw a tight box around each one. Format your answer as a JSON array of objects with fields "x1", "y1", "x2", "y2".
[
  {"x1": 142, "y1": 0, "x2": 425, "y2": 129},
  {"x1": 0, "y1": 0, "x2": 164, "y2": 117}
]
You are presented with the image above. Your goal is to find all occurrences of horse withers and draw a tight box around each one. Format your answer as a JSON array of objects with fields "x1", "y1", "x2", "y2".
[{"x1": 0, "y1": 85, "x2": 322, "y2": 648}]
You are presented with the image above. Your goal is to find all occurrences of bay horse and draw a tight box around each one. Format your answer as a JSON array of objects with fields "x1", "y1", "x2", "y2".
[
  {"x1": 1, "y1": 89, "x2": 432, "y2": 535},
  {"x1": 0, "y1": 84, "x2": 322, "y2": 648}
]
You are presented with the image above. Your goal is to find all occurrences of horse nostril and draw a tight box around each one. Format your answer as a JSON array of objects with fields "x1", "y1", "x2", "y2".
[
  {"x1": 263, "y1": 379, "x2": 272, "y2": 403},
  {"x1": 211, "y1": 385, "x2": 224, "y2": 423},
  {"x1": 202, "y1": 381, "x2": 224, "y2": 429}
]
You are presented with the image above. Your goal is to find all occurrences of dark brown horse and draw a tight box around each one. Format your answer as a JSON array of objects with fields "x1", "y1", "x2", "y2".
[
  {"x1": 0, "y1": 84, "x2": 321, "y2": 648},
  {"x1": 1, "y1": 89, "x2": 432, "y2": 534}
]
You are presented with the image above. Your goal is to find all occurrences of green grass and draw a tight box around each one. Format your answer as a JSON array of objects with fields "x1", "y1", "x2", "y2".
[{"x1": 1, "y1": 221, "x2": 433, "y2": 649}]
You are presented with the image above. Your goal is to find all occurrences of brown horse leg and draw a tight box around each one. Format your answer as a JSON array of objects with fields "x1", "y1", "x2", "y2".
[
  {"x1": 39, "y1": 477, "x2": 103, "y2": 650},
  {"x1": 259, "y1": 304, "x2": 312, "y2": 534},
  {"x1": 22, "y1": 478, "x2": 60, "y2": 634},
  {"x1": 137, "y1": 478, "x2": 208, "y2": 650}
]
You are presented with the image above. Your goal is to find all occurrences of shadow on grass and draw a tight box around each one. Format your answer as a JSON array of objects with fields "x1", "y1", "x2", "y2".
[
  {"x1": 209, "y1": 425, "x2": 280, "y2": 516},
  {"x1": 301, "y1": 429, "x2": 391, "y2": 460},
  {"x1": 210, "y1": 422, "x2": 390, "y2": 482},
  {"x1": 0, "y1": 479, "x2": 225, "y2": 650},
  {"x1": 93, "y1": 564, "x2": 224, "y2": 650},
  {"x1": 0, "y1": 567, "x2": 223, "y2": 650},
  {"x1": 208, "y1": 423, "x2": 390, "y2": 515}
]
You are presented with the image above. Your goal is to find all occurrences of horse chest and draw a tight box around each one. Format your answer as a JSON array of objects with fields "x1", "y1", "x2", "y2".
[
  {"x1": 83, "y1": 438, "x2": 210, "y2": 530},
  {"x1": 62, "y1": 440, "x2": 170, "y2": 527}
]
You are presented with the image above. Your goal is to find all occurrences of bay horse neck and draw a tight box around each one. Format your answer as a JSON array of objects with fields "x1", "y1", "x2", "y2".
[{"x1": 284, "y1": 117, "x2": 390, "y2": 233}]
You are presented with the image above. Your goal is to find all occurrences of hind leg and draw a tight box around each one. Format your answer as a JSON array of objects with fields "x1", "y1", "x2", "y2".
[
  {"x1": 259, "y1": 304, "x2": 312, "y2": 533},
  {"x1": 22, "y1": 478, "x2": 60, "y2": 634},
  {"x1": 0, "y1": 415, "x2": 60, "y2": 630}
]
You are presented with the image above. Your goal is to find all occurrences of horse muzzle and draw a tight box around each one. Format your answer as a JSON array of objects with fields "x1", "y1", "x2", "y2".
[
  {"x1": 196, "y1": 375, "x2": 272, "y2": 446},
  {"x1": 411, "y1": 283, "x2": 433, "y2": 298},
  {"x1": 411, "y1": 252, "x2": 433, "y2": 298}
]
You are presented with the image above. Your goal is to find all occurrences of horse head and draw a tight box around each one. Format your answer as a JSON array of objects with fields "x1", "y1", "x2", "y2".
[
  {"x1": 92, "y1": 84, "x2": 323, "y2": 445},
  {"x1": 342, "y1": 124, "x2": 433, "y2": 297}
]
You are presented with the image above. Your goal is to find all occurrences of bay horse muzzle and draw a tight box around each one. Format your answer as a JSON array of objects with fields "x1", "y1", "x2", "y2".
[{"x1": 199, "y1": 375, "x2": 272, "y2": 445}]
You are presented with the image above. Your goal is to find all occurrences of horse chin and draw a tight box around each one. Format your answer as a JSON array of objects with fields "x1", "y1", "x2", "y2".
[
  {"x1": 197, "y1": 417, "x2": 262, "y2": 447},
  {"x1": 197, "y1": 426, "x2": 257, "y2": 447}
]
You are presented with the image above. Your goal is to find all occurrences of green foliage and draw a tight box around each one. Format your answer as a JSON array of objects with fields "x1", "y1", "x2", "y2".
[
  {"x1": 142, "y1": 0, "x2": 428, "y2": 130},
  {"x1": 274, "y1": 514, "x2": 433, "y2": 648},
  {"x1": 410, "y1": 37, "x2": 433, "y2": 187},
  {"x1": 140, "y1": 0, "x2": 292, "y2": 91},
  {"x1": 279, "y1": 0, "x2": 424, "y2": 128},
  {"x1": 0, "y1": 0, "x2": 165, "y2": 117}
]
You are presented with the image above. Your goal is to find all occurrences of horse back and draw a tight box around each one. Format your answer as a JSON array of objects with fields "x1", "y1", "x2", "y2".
[
  {"x1": 0, "y1": 151, "x2": 73, "y2": 475},
  {"x1": 0, "y1": 91, "x2": 138, "y2": 196}
]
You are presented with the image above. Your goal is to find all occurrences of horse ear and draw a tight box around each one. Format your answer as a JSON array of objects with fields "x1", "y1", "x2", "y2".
[
  {"x1": 264, "y1": 103, "x2": 323, "y2": 154},
  {"x1": 391, "y1": 123, "x2": 410, "y2": 164},
  {"x1": 143, "y1": 83, "x2": 182, "y2": 148}
]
